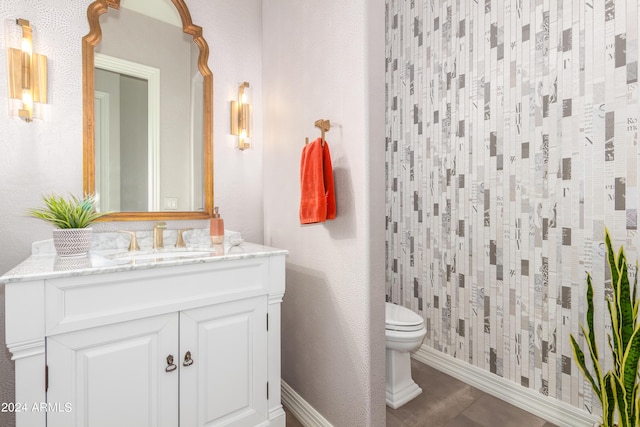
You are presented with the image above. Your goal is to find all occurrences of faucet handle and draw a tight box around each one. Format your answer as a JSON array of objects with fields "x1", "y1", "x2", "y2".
[
  {"x1": 153, "y1": 222, "x2": 168, "y2": 249},
  {"x1": 118, "y1": 230, "x2": 140, "y2": 251},
  {"x1": 175, "y1": 228, "x2": 193, "y2": 248}
]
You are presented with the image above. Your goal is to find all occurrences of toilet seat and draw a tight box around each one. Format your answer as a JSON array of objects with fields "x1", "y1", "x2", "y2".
[{"x1": 385, "y1": 303, "x2": 424, "y2": 332}]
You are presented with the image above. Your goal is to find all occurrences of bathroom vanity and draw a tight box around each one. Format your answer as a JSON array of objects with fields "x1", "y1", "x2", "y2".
[{"x1": 2, "y1": 240, "x2": 287, "y2": 427}]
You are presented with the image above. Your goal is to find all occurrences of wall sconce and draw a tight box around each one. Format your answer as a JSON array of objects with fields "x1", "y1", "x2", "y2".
[
  {"x1": 230, "y1": 82, "x2": 251, "y2": 150},
  {"x1": 6, "y1": 18, "x2": 47, "y2": 122}
]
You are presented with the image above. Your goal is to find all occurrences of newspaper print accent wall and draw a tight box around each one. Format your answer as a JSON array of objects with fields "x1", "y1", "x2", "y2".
[{"x1": 385, "y1": 0, "x2": 640, "y2": 413}]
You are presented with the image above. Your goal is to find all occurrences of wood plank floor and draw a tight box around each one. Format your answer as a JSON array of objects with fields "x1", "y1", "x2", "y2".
[
  {"x1": 284, "y1": 358, "x2": 559, "y2": 426},
  {"x1": 386, "y1": 359, "x2": 558, "y2": 427}
]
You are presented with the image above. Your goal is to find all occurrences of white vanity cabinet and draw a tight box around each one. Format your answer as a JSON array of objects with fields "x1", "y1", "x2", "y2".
[
  {"x1": 180, "y1": 297, "x2": 269, "y2": 427},
  {"x1": 3, "y1": 246, "x2": 286, "y2": 427},
  {"x1": 46, "y1": 312, "x2": 181, "y2": 427}
]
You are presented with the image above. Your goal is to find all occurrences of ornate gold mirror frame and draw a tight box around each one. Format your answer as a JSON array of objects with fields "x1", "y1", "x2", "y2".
[{"x1": 82, "y1": 0, "x2": 214, "y2": 221}]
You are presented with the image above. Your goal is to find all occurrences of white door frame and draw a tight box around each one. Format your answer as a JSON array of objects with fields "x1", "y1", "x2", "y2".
[{"x1": 94, "y1": 90, "x2": 112, "y2": 211}]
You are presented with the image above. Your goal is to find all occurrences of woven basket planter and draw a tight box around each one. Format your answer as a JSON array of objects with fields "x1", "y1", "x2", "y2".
[{"x1": 52, "y1": 228, "x2": 93, "y2": 257}]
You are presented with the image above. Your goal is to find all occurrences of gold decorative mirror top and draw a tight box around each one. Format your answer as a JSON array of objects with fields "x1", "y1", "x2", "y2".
[{"x1": 83, "y1": 0, "x2": 213, "y2": 221}]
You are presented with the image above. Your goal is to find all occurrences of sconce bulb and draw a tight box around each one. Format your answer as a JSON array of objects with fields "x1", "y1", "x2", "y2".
[
  {"x1": 241, "y1": 93, "x2": 248, "y2": 104},
  {"x1": 21, "y1": 37, "x2": 32, "y2": 55},
  {"x1": 22, "y1": 89, "x2": 33, "y2": 108}
]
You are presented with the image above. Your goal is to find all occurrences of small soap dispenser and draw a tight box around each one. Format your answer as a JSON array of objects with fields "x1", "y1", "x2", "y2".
[{"x1": 210, "y1": 207, "x2": 224, "y2": 244}]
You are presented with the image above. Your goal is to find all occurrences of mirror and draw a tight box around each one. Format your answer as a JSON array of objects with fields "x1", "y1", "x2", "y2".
[{"x1": 83, "y1": 0, "x2": 213, "y2": 220}]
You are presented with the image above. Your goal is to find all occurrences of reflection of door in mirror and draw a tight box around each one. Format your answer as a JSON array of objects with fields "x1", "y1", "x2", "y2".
[
  {"x1": 95, "y1": 1, "x2": 203, "y2": 213},
  {"x1": 95, "y1": 57, "x2": 156, "y2": 212}
]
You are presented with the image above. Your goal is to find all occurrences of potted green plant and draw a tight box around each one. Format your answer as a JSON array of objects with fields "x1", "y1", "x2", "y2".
[
  {"x1": 28, "y1": 193, "x2": 108, "y2": 257},
  {"x1": 570, "y1": 230, "x2": 640, "y2": 427}
]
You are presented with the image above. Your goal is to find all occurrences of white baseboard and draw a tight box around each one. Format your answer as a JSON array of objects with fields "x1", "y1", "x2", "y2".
[
  {"x1": 281, "y1": 381, "x2": 333, "y2": 427},
  {"x1": 412, "y1": 344, "x2": 599, "y2": 427}
]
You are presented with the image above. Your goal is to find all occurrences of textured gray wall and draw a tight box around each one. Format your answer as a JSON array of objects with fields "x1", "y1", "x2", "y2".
[{"x1": 386, "y1": 0, "x2": 638, "y2": 415}]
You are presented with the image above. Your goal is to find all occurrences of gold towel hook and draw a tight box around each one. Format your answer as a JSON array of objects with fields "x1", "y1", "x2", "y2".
[
  {"x1": 314, "y1": 119, "x2": 331, "y2": 146},
  {"x1": 305, "y1": 119, "x2": 331, "y2": 146}
]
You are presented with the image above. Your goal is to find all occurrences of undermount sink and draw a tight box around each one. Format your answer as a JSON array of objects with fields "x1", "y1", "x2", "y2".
[{"x1": 109, "y1": 249, "x2": 216, "y2": 263}]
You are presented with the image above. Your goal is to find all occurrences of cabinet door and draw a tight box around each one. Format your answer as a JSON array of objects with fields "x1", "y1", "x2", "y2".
[
  {"x1": 46, "y1": 313, "x2": 179, "y2": 427},
  {"x1": 180, "y1": 296, "x2": 268, "y2": 427}
]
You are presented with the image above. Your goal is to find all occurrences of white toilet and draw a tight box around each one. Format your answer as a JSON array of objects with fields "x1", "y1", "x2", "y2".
[{"x1": 385, "y1": 302, "x2": 427, "y2": 409}]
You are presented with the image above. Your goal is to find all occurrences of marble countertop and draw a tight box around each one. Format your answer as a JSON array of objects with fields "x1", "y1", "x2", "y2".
[{"x1": 1, "y1": 230, "x2": 287, "y2": 283}]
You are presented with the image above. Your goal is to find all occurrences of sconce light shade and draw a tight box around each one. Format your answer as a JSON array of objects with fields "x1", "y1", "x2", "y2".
[
  {"x1": 230, "y1": 82, "x2": 251, "y2": 150},
  {"x1": 6, "y1": 18, "x2": 47, "y2": 122}
]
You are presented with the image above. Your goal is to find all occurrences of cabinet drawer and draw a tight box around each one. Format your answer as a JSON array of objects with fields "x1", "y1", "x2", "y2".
[{"x1": 46, "y1": 258, "x2": 270, "y2": 336}]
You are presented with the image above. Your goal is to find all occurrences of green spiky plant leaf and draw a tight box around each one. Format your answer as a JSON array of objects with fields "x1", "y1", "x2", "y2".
[
  {"x1": 27, "y1": 193, "x2": 108, "y2": 229},
  {"x1": 570, "y1": 229, "x2": 640, "y2": 427}
]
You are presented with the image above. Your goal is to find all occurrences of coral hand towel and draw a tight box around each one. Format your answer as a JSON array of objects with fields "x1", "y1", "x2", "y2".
[{"x1": 299, "y1": 137, "x2": 336, "y2": 224}]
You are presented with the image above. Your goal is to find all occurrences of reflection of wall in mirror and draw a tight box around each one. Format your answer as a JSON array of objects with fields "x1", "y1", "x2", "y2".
[
  {"x1": 96, "y1": 6, "x2": 196, "y2": 212},
  {"x1": 122, "y1": 73, "x2": 148, "y2": 211},
  {"x1": 190, "y1": 42, "x2": 204, "y2": 212}
]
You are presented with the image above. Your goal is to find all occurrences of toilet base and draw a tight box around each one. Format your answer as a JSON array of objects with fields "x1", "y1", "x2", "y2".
[{"x1": 385, "y1": 348, "x2": 422, "y2": 409}]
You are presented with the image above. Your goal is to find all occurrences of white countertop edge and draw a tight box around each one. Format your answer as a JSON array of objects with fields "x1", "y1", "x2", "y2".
[{"x1": 1, "y1": 242, "x2": 288, "y2": 283}]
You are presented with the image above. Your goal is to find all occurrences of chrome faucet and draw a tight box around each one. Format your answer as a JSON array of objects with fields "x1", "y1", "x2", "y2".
[{"x1": 153, "y1": 222, "x2": 167, "y2": 249}]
